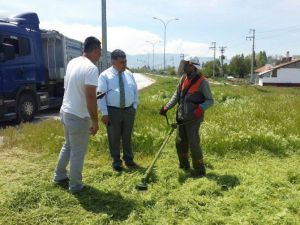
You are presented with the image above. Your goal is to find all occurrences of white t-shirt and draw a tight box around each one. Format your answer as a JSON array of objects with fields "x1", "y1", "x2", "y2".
[{"x1": 61, "y1": 56, "x2": 98, "y2": 118}]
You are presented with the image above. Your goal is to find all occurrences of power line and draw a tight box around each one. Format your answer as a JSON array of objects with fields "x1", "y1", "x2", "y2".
[
  {"x1": 257, "y1": 28, "x2": 300, "y2": 40},
  {"x1": 224, "y1": 26, "x2": 300, "y2": 55},
  {"x1": 227, "y1": 40, "x2": 249, "y2": 50},
  {"x1": 257, "y1": 25, "x2": 300, "y2": 34},
  {"x1": 211, "y1": 25, "x2": 300, "y2": 61}
]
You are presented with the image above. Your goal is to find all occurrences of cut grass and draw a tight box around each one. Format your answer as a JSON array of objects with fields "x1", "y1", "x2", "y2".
[{"x1": 0, "y1": 75, "x2": 299, "y2": 225}]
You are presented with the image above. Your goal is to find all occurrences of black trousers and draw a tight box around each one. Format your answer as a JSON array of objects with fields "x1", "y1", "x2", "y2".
[{"x1": 107, "y1": 106, "x2": 136, "y2": 167}]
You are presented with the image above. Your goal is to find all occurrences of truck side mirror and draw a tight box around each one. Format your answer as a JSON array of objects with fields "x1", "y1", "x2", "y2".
[{"x1": 0, "y1": 43, "x2": 16, "y2": 62}]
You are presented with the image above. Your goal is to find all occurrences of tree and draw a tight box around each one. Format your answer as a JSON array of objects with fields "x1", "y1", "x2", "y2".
[
  {"x1": 244, "y1": 55, "x2": 252, "y2": 75},
  {"x1": 256, "y1": 51, "x2": 268, "y2": 68},
  {"x1": 229, "y1": 54, "x2": 251, "y2": 78},
  {"x1": 167, "y1": 66, "x2": 177, "y2": 76},
  {"x1": 223, "y1": 63, "x2": 229, "y2": 76},
  {"x1": 267, "y1": 55, "x2": 281, "y2": 65},
  {"x1": 201, "y1": 60, "x2": 221, "y2": 77}
]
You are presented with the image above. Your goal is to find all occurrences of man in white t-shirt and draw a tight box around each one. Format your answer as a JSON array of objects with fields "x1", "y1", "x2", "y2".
[{"x1": 53, "y1": 36, "x2": 101, "y2": 194}]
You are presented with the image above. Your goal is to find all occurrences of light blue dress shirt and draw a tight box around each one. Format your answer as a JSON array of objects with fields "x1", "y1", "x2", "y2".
[{"x1": 97, "y1": 66, "x2": 139, "y2": 115}]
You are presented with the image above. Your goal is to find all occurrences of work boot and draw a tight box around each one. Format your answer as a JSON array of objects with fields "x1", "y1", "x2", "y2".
[
  {"x1": 125, "y1": 161, "x2": 140, "y2": 169},
  {"x1": 178, "y1": 152, "x2": 190, "y2": 170},
  {"x1": 192, "y1": 160, "x2": 206, "y2": 177},
  {"x1": 113, "y1": 165, "x2": 123, "y2": 172},
  {"x1": 179, "y1": 161, "x2": 190, "y2": 170}
]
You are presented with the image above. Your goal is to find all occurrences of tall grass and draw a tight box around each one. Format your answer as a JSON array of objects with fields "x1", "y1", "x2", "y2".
[
  {"x1": 0, "y1": 75, "x2": 299, "y2": 225},
  {"x1": 1, "y1": 76, "x2": 299, "y2": 156}
]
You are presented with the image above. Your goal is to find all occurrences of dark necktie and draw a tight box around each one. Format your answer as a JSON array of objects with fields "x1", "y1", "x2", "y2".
[{"x1": 119, "y1": 72, "x2": 126, "y2": 108}]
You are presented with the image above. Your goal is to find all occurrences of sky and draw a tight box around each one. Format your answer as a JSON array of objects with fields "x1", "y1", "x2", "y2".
[{"x1": 1, "y1": 0, "x2": 300, "y2": 62}]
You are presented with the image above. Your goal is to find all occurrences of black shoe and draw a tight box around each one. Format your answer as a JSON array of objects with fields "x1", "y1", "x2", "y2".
[
  {"x1": 69, "y1": 185, "x2": 86, "y2": 194},
  {"x1": 125, "y1": 161, "x2": 140, "y2": 169},
  {"x1": 113, "y1": 165, "x2": 123, "y2": 172},
  {"x1": 53, "y1": 177, "x2": 69, "y2": 186}
]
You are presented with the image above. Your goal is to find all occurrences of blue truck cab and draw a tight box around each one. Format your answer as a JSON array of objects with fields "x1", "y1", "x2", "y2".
[{"x1": 0, "y1": 12, "x2": 84, "y2": 122}]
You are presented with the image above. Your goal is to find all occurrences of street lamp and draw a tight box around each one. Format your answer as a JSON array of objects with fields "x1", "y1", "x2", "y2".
[
  {"x1": 153, "y1": 17, "x2": 179, "y2": 70},
  {"x1": 146, "y1": 40, "x2": 160, "y2": 70},
  {"x1": 101, "y1": 0, "x2": 108, "y2": 71},
  {"x1": 143, "y1": 49, "x2": 150, "y2": 68}
]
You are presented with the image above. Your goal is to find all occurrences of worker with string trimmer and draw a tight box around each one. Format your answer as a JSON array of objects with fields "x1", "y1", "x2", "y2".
[{"x1": 160, "y1": 56, "x2": 214, "y2": 177}]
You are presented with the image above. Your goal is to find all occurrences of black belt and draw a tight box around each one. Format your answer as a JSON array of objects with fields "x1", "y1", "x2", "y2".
[{"x1": 108, "y1": 104, "x2": 133, "y2": 110}]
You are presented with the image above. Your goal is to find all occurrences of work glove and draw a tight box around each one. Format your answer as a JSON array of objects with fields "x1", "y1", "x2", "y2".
[
  {"x1": 193, "y1": 105, "x2": 204, "y2": 119},
  {"x1": 159, "y1": 106, "x2": 168, "y2": 116}
]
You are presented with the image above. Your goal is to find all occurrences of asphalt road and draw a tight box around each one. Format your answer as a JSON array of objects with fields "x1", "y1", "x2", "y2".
[{"x1": 0, "y1": 73, "x2": 155, "y2": 129}]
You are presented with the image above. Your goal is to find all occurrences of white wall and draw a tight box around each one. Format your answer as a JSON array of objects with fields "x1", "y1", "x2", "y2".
[{"x1": 259, "y1": 68, "x2": 300, "y2": 85}]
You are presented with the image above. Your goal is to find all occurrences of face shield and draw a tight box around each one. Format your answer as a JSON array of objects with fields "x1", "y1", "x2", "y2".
[{"x1": 177, "y1": 60, "x2": 188, "y2": 76}]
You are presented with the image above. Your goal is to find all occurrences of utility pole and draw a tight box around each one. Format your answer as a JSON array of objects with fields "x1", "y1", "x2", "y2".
[
  {"x1": 219, "y1": 46, "x2": 226, "y2": 78},
  {"x1": 209, "y1": 42, "x2": 216, "y2": 77},
  {"x1": 246, "y1": 29, "x2": 255, "y2": 81},
  {"x1": 101, "y1": 0, "x2": 108, "y2": 71}
]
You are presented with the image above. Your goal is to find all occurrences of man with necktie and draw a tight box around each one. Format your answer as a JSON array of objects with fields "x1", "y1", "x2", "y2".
[{"x1": 97, "y1": 49, "x2": 139, "y2": 172}]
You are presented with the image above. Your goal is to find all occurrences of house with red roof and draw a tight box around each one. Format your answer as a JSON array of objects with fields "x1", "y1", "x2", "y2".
[{"x1": 257, "y1": 59, "x2": 300, "y2": 87}]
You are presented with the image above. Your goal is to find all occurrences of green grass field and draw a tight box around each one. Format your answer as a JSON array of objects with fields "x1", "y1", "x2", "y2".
[{"x1": 0, "y1": 75, "x2": 300, "y2": 225}]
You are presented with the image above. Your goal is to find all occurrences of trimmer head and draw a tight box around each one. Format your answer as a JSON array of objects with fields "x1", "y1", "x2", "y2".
[{"x1": 136, "y1": 182, "x2": 148, "y2": 191}]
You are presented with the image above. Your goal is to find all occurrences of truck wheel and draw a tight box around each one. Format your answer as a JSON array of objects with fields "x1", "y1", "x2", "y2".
[{"x1": 17, "y1": 94, "x2": 37, "y2": 122}]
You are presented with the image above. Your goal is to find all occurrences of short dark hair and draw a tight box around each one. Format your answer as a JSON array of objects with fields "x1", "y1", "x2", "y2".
[
  {"x1": 84, "y1": 36, "x2": 101, "y2": 53},
  {"x1": 111, "y1": 49, "x2": 126, "y2": 60}
]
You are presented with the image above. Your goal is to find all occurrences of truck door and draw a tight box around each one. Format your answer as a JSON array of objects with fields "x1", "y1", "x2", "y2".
[
  {"x1": 0, "y1": 45, "x2": 4, "y2": 117},
  {"x1": 1, "y1": 33, "x2": 36, "y2": 95},
  {"x1": 0, "y1": 33, "x2": 38, "y2": 121}
]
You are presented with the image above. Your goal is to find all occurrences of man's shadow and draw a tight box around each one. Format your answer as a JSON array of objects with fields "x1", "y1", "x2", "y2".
[
  {"x1": 178, "y1": 171, "x2": 240, "y2": 191},
  {"x1": 206, "y1": 173, "x2": 240, "y2": 190},
  {"x1": 74, "y1": 186, "x2": 135, "y2": 221}
]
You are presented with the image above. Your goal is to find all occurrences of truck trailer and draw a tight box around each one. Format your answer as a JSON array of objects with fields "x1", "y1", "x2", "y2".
[{"x1": 0, "y1": 12, "x2": 109, "y2": 122}]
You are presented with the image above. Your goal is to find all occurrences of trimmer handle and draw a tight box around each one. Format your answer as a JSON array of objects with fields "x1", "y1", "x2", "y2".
[
  {"x1": 165, "y1": 114, "x2": 178, "y2": 129},
  {"x1": 164, "y1": 114, "x2": 170, "y2": 126}
]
